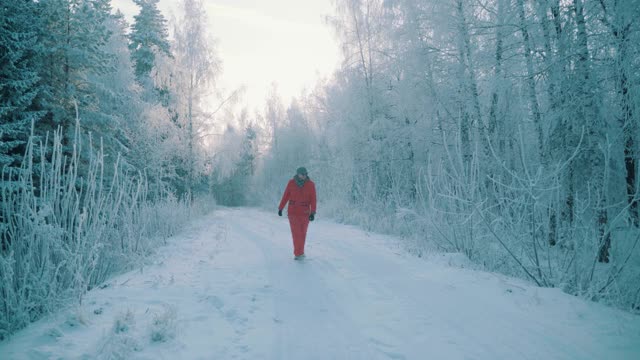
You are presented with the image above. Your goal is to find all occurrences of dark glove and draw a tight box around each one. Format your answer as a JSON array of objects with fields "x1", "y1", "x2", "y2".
[
  {"x1": 278, "y1": 209, "x2": 283, "y2": 216},
  {"x1": 309, "y1": 213, "x2": 315, "y2": 221}
]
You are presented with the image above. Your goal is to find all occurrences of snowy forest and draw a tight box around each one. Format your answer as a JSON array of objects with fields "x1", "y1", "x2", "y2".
[{"x1": 2, "y1": 0, "x2": 640, "y2": 341}]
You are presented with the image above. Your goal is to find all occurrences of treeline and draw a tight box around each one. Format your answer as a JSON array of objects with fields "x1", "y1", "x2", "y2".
[
  {"x1": 254, "y1": 0, "x2": 640, "y2": 311},
  {"x1": 0, "y1": 0, "x2": 219, "y2": 338}
]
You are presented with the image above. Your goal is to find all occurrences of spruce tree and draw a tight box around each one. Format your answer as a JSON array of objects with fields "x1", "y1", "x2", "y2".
[
  {"x1": 129, "y1": 0, "x2": 171, "y2": 85},
  {"x1": 0, "y1": 0, "x2": 44, "y2": 173},
  {"x1": 35, "y1": 0, "x2": 115, "y2": 146}
]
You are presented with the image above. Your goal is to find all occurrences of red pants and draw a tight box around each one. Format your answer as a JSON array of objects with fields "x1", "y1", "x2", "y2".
[{"x1": 288, "y1": 215, "x2": 310, "y2": 256}]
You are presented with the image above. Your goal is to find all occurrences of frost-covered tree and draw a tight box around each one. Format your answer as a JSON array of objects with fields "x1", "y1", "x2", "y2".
[
  {"x1": 252, "y1": 0, "x2": 640, "y2": 309},
  {"x1": 597, "y1": 0, "x2": 640, "y2": 226},
  {"x1": 210, "y1": 115, "x2": 258, "y2": 206},
  {"x1": 35, "y1": 0, "x2": 115, "y2": 150},
  {"x1": 172, "y1": 0, "x2": 220, "y2": 198},
  {"x1": 1, "y1": 0, "x2": 222, "y2": 339},
  {"x1": 0, "y1": 0, "x2": 44, "y2": 172},
  {"x1": 328, "y1": 0, "x2": 402, "y2": 203},
  {"x1": 129, "y1": 0, "x2": 171, "y2": 86}
]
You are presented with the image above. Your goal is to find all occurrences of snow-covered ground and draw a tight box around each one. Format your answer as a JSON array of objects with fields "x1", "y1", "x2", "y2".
[{"x1": 1, "y1": 208, "x2": 639, "y2": 359}]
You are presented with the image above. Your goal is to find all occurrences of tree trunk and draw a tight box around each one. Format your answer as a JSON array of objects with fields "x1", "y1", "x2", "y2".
[
  {"x1": 598, "y1": 203, "x2": 611, "y2": 263},
  {"x1": 621, "y1": 29, "x2": 638, "y2": 225},
  {"x1": 625, "y1": 129, "x2": 637, "y2": 225},
  {"x1": 455, "y1": 0, "x2": 486, "y2": 176},
  {"x1": 574, "y1": 0, "x2": 610, "y2": 261},
  {"x1": 598, "y1": 0, "x2": 640, "y2": 226},
  {"x1": 538, "y1": 0, "x2": 562, "y2": 245},
  {"x1": 455, "y1": 0, "x2": 473, "y2": 175},
  {"x1": 188, "y1": 73, "x2": 194, "y2": 200},
  {"x1": 488, "y1": 0, "x2": 505, "y2": 146},
  {"x1": 517, "y1": 0, "x2": 544, "y2": 156}
]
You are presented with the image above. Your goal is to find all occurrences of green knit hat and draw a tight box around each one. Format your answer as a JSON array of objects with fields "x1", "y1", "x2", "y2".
[{"x1": 296, "y1": 167, "x2": 308, "y2": 176}]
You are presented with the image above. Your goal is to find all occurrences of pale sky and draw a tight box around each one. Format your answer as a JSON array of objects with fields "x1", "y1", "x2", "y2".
[{"x1": 111, "y1": 0, "x2": 342, "y2": 112}]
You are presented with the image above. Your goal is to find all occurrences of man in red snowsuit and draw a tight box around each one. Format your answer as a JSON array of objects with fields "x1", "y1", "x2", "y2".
[{"x1": 278, "y1": 167, "x2": 317, "y2": 260}]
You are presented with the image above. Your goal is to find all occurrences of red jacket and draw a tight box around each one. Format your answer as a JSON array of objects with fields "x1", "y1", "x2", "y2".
[{"x1": 279, "y1": 178, "x2": 317, "y2": 216}]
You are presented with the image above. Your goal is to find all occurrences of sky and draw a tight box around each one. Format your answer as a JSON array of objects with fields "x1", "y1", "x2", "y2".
[{"x1": 111, "y1": 0, "x2": 342, "y2": 112}]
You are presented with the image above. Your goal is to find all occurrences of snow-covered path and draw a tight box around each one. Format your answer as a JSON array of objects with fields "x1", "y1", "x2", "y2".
[{"x1": 2, "y1": 208, "x2": 639, "y2": 359}]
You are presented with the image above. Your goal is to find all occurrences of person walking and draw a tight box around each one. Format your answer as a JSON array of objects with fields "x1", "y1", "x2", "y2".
[{"x1": 278, "y1": 167, "x2": 317, "y2": 260}]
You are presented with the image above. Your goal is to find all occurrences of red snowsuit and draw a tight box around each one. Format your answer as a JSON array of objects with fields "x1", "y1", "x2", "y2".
[{"x1": 279, "y1": 178, "x2": 317, "y2": 256}]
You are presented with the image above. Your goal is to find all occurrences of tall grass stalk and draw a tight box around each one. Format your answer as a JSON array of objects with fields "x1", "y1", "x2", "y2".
[{"x1": 0, "y1": 122, "x2": 200, "y2": 339}]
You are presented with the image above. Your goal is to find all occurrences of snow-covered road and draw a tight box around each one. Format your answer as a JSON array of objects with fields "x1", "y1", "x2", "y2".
[{"x1": 2, "y1": 208, "x2": 639, "y2": 359}]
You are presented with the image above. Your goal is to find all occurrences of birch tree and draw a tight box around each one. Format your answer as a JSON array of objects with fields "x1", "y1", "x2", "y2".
[{"x1": 173, "y1": 0, "x2": 220, "y2": 198}]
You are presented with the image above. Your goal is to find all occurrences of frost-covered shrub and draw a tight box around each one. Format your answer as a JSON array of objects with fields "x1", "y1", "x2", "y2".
[
  {"x1": 96, "y1": 310, "x2": 141, "y2": 360},
  {"x1": 113, "y1": 310, "x2": 135, "y2": 334},
  {"x1": 413, "y1": 145, "x2": 640, "y2": 312},
  {"x1": 149, "y1": 305, "x2": 177, "y2": 343},
  {"x1": 0, "y1": 127, "x2": 210, "y2": 339},
  {"x1": 97, "y1": 335, "x2": 141, "y2": 360}
]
